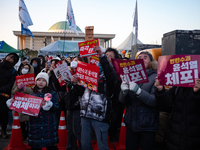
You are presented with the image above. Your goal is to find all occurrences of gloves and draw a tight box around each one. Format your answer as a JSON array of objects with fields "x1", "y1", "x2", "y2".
[
  {"x1": 121, "y1": 82, "x2": 129, "y2": 94},
  {"x1": 6, "y1": 98, "x2": 12, "y2": 108},
  {"x1": 129, "y1": 81, "x2": 141, "y2": 95},
  {"x1": 18, "y1": 83, "x2": 26, "y2": 91},
  {"x1": 42, "y1": 101, "x2": 53, "y2": 111}
]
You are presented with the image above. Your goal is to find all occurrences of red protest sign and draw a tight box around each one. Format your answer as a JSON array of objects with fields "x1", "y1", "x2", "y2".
[
  {"x1": 112, "y1": 59, "x2": 149, "y2": 84},
  {"x1": 90, "y1": 56, "x2": 99, "y2": 66},
  {"x1": 76, "y1": 61, "x2": 99, "y2": 92},
  {"x1": 78, "y1": 39, "x2": 99, "y2": 57},
  {"x1": 9, "y1": 92, "x2": 43, "y2": 117},
  {"x1": 16, "y1": 73, "x2": 35, "y2": 89},
  {"x1": 157, "y1": 55, "x2": 200, "y2": 87}
]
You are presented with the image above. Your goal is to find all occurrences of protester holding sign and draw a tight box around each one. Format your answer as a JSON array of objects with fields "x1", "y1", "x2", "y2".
[
  {"x1": 154, "y1": 67, "x2": 200, "y2": 149},
  {"x1": 28, "y1": 72, "x2": 59, "y2": 149},
  {"x1": 119, "y1": 51, "x2": 159, "y2": 150},
  {"x1": 11, "y1": 63, "x2": 34, "y2": 140},
  {"x1": 65, "y1": 56, "x2": 85, "y2": 150},
  {"x1": 73, "y1": 46, "x2": 118, "y2": 150}
]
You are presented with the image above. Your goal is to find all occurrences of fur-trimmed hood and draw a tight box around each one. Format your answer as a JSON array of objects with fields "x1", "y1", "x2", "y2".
[{"x1": 147, "y1": 60, "x2": 158, "y2": 71}]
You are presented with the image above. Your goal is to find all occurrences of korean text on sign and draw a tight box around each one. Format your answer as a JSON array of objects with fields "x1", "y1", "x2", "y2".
[
  {"x1": 112, "y1": 59, "x2": 149, "y2": 84},
  {"x1": 78, "y1": 39, "x2": 99, "y2": 57},
  {"x1": 9, "y1": 92, "x2": 43, "y2": 117},
  {"x1": 76, "y1": 61, "x2": 99, "y2": 92},
  {"x1": 16, "y1": 73, "x2": 35, "y2": 89},
  {"x1": 157, "y1": 55, "x2": 200, "y2": 87}
]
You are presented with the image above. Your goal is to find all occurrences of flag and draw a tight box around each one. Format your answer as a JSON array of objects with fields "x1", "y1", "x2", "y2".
[
  {"x1": 133, "y1": 0, "x2": 138, "y2": 44},
  {"x1": 19, "y1": 0, "x2": 33, "y2": 29},
  {"x1": 21, "y1": 24, "x2": 34, "y2": 40},
  {"x1": 67, "y1": 0, "x2": 79, "y2": 35}
]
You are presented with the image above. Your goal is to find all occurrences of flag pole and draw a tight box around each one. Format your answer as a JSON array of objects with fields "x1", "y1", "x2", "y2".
[
  {"x1": 63, "y1": 20, "x2": 67, "y2": 56},
  {"x1": 132, "y1": 0, "x2": 138, "y2": 59},
  {"x1": 21, "y1": 24, "x2": 24, "y2": 58}
]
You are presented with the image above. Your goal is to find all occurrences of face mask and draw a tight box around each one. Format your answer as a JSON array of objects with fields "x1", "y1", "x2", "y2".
[
  {"x1": 32, "y1": 63, "x2": 38, "y2": 68},
  {"x1": 22, "y1": 68, "x2": 28, "y2": 74},
  {"x1": 70, "y1": 61, "x2": 77, "y2": 68}
]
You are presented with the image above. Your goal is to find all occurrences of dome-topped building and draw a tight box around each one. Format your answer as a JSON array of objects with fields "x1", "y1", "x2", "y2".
[
  {"x1": 13, "y1": 21, "x2": 115, "y2": 51},
  {"x1": 48, "y1": 21, "x2": 82, "y2": 33}
]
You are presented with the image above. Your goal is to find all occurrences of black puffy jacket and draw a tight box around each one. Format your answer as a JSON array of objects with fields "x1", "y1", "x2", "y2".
[
  {"x1": 0, "y1": 61, "x2": 17, "y2": 112},
  {"x1": 155, "y1": 87, "x2": 200, "y2": 150}
]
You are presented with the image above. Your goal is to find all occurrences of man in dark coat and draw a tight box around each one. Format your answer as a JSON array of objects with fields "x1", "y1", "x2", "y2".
[
  {"x1": 155, "y1": 77, "x2": 200, "y2": 150},
  {"x1": 0, "y1": 53, "x2": 19, "y2": 138}
]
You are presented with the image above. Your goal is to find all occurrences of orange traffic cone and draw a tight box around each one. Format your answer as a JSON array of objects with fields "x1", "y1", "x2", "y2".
[
  {"x1": 4, "y1": 111, "x2": 27, "y2": 150},
  {"x1": 57, "y1": 111, "x2": 68, "y2": 150},
  {"x1": 114, "y1": 109, "x2": 126, "y2": 150}
]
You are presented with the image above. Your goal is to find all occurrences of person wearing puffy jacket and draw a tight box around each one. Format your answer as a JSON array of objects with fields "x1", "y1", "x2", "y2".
[{"x1": 119, "y1": 51, "x2": 159, "y2": 150}]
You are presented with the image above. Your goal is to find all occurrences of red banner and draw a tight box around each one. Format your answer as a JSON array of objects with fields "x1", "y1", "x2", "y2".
[
  {"x1": 76, "y1": 61, "x2": 99, "y2": 92},
  {"x1": 78, "y1": 39, "x2": 99, "y2": 57},
  {"x1": 16, "y1": 73, "x2": 35, "y2": 89},
  {"x1": 9, "y1": 92, "x2": 43, "y2": 117},
  {"x1": 90, "y1": 56, "x2": 99, "y2": 66},
  {"x1": 112, "y1": 59, "x2": 149, "y2": 84},
  {"x1": 157, "y1": 55, "x2": 200, "y2": 87}
]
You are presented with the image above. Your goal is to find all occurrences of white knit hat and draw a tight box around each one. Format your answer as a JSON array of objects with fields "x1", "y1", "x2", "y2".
[{"x1": 35, "y1": 72, "x2": 49, "y2": 86}]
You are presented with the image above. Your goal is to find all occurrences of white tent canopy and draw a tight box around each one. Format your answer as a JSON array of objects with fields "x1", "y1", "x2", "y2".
[{"x1": 116, "y1": 32, "x2": 143, "y2": 51}]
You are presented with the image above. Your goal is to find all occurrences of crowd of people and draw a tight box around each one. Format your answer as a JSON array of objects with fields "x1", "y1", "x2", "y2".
[{"x1": 0, "y1": 46, "x2": 200, "y2": 150}]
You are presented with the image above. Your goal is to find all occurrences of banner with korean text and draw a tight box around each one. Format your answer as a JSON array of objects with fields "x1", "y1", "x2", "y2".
[
  {"x1": 78, "y1": 39, "x2": 99, "y2": 57},
  {"x1": 112, "y1": 59, "x2": 148, "y2": 83},
  {"x1": 76, "y1": 61, "x2": 99, "y2": 92},
  {"x1": 157, "y1": 55, "x2": 200, "y2": 87},
  {"x1": 16, "y1": 73, "x2": 35, "y2": 89},
  {"x1": 90, "y1": 56, "x2": 99, "y2": 66},
  {"x1": 9, "y1": 92, "x2": 43, "y2": 117},
  {"x1": 53, "y1": 61, "x2": 72, "y2": 86}
]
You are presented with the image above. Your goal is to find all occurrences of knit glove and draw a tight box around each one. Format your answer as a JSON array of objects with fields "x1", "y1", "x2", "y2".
[
  {"x1": 121, "y1": 82, "x2": 129, "y2": 94},
  {"x1": 18, "y1": 83, "x2": 26, "y2": 91},
  {"x1": 42, "y1": 101, "x2": 53, "y2": 111},
  {"x1": 6, "y1": 98, "x2": 13, "y2": 108},
  {"x1": 129, "y1": 81, "x2": 141, "y2": 95}
]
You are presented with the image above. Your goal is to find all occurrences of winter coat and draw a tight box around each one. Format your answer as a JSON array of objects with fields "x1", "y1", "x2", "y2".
[
  {"x1": 79, "y1": 54, "x2": 118, "y2": 123},
  {"x1": 0, "y1": 61, "x2": 17, "y2": 112},
  {"x1": 30, "y1": 57, "x2": 41, "y2": 77},
  {"x1": 119, "y1": 60, "x2": 159, "y2": 132},
  {"x1": 28, "y1": 90, "x2": 59, "y2": 148},
  {"x1": 155, "y1": 87, "x2": 200, "y2": 150},
  {"x1": 11, "y1": 64, "x2": 34, "y2": 122}
]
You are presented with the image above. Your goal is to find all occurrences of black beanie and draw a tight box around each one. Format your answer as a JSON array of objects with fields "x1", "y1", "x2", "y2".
[
  {"x1": 138, "y1": 51, "x2": 153, "y2": 61},
  {"x1": 6, "y1": 53, "x2": 19, "y2": 64}
]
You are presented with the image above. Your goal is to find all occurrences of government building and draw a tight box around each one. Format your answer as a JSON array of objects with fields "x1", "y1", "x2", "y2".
[{"x1": 13, "y1": 21, "x2": 115, "y2": 51}]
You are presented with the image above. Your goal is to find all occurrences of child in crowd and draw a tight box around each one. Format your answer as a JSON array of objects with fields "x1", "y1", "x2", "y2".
[{"x1": 28, "y1": 72, "x2": 59, "y2": 150}]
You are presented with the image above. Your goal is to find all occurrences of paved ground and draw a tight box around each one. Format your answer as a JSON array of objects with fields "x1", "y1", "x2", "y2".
[{"x1": 0, "y1": 125, "x2": 167, "y2": 150}]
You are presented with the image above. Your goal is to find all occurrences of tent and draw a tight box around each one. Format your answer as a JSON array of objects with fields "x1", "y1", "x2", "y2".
[
  {"x1": 0, "y1": 41, "x2": 23, "y2": 54},
  {"x1": 116, "y1": 32, "x2": 143, "y2": 52},
  {"x1": 0, "y1": 41, "x2": 24, "y2": 70},
  {"x1": 0, "y1": 41, "x2": 24, "y2": 59},
  {"x1": 39, "y1": 40, "x2": 82, "y2": 56}
]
